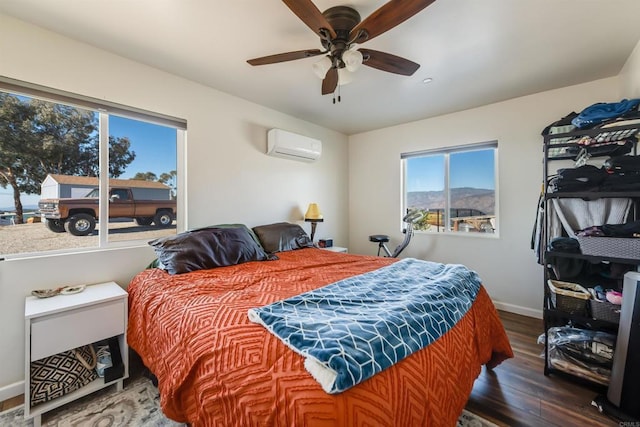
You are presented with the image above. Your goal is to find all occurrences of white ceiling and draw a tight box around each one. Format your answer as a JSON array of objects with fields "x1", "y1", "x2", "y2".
[{"x1": 2, "y1": 0, "x2": 640, "y2": 135}]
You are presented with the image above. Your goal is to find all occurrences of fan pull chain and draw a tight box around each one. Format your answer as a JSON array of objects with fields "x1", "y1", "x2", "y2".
[{"x1": 332, "y1": 86, "x2": 342, "y2": 104}]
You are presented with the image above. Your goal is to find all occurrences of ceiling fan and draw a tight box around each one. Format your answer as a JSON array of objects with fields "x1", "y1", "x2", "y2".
[{"x1": 247, "y1": 0, "x2": 436, "y2": 98}]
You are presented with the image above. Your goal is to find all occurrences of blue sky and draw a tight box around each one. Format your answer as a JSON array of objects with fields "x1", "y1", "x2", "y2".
[
  {"x1": 406, "y1": 149, "x2": 495, "y2": 192},
  {"x1": 110, "y1": 115, "x2": 177, "y2": 179},
  {"x1": 1, "y1": 110, "x2": 177, "y2": 210}
]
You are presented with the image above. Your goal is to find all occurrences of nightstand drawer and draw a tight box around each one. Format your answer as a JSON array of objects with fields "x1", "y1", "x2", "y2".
[{"x1": 30, "y1": 299, "x2": 125, "y2": 361}]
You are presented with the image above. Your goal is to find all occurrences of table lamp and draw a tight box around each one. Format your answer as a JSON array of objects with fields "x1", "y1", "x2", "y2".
[{"x1": 304, "y1": 203, "x2": 323, "y2": 242}]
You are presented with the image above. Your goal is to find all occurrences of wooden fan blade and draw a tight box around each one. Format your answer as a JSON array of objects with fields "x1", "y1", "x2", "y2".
[
  {"x1": 247, "y1": 49, "x2": 324, "y2": 66},
  {"x1": 350, "y1": 0, "x2": 435, "y2": 43},
  {"x1": 321, "y1": 68, "x2": 338, "y2": 95},
  {"x1": 282, "y1": 0, "x2": 337, "y2": 39},
  {"x1": 359, "y1": 49, "x2": 420, "y2": 76}
]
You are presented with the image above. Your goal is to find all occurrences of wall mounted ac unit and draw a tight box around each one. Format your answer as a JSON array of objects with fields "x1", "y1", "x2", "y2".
[{"x1": 267, "y1": 129, "x2": 322, "y2": 162}]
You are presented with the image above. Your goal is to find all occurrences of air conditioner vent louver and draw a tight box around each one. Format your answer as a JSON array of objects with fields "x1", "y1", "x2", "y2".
[{"x1": 267, "y1": 129, "x2": 322, "y2": 162}]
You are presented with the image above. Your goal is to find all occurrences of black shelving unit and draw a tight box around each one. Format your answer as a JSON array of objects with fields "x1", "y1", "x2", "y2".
[{"x1": 541, "y1": 121, "x2": 640, "y2": 386}]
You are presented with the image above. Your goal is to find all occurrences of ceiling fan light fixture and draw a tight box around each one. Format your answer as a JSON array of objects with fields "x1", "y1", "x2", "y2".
[
  {"x1": 337, "y1": 68, "x2": 354, "y2": 86},
  {"x1": 248, "y1": 2, "x2": 433, "y2": 97},
  {"x1": 342, "y1": 49, "x2": 363, "y2": 72},
  {"x1": 312, "y1": 56, "x2": 333, "y2": 79}
]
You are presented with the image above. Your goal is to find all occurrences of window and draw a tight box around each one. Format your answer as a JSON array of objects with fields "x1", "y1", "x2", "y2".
[
  {"x1": 0, "y1": 79, "x2": 185, "y2": 258},
  {"x1": 402, "y1": 142, "x2": 497, "y2": 234}
]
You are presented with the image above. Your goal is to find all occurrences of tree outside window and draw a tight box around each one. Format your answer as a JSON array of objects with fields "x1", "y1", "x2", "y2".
[{"x1": 0, "y1": 90, "x2": 181, "y2": 257}]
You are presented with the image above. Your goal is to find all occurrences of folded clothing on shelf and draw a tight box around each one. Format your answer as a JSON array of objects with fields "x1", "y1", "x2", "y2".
[
  {"x1": 577, "y1": 220, "x2": 640, "y2": 238},
  {"x1": 571, "y1": 99, "x2": 640, "y2": 129},
  {"x1": 547, "y1": 237, "x2": 581, "y2": 253}
]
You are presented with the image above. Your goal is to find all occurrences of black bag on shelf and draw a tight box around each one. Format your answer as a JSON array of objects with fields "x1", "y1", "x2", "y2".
[
  {"x1": 604, "y1": 155, "x2": 640, "y2": 173},
  {"x1": 556, "y1": 165, "x2": 608, "y2": 181},
  {"x1": 549, "y1": 165, "x2": 608, "y2": 192},
  {"x1": 30, "y1": 345, "x2": 98, "y2": 405}
]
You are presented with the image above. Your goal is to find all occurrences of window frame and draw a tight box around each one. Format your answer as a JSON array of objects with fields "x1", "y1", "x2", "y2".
[
  {"x1": 401, "y1": 140, "x2": 499, "y2": 237},
  {"x1": 0, "y1": 77, "x2": 187, "y2": 259}
]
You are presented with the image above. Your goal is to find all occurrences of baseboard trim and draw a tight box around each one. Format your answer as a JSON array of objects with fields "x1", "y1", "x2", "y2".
[
  {"x1": 0, "y1": 380, "x2": 23, "y2": 403},
  {"x1": 492, "y1": 301, "x2": 542, "y2": 319}
]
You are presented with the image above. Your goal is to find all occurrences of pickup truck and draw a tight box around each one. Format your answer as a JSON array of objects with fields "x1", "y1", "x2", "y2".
[{"x1": 39, "y1": 187, "x2": 177, "y2": 236}]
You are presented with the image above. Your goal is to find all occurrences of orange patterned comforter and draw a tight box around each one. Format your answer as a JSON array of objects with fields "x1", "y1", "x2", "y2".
[{"x1": 127, "y1": 248, "x2": 513, "y2": 426}]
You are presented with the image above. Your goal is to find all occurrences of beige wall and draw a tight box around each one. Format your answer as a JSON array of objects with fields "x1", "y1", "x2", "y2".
[
  {"x1": 620, "y1": 39, "x2": 640, "y2": 97},
  {"x1": 0, "y1": 14, "x2": 348, "y2": 395},
  {"x1": 348, "y1": 77, "x2": 621, "y2": 317}
]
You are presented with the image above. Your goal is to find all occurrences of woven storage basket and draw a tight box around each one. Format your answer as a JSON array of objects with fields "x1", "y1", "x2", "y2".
[
  {"x1": 547, "y1": 280, "x2": 590, "y2": 315},
  {"x1": 589, "y1": 299, "x2": 621, "y2": 323},
  {"x1": 576, "y1": 236, "x2": 640, "y2": 261}
]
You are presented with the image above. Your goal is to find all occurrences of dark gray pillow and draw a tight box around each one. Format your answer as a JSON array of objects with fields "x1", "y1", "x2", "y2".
[
  {"x1": 149, "y1": 227, "x2": 275, "y2": 275},
  {"x1": 189, "y1": 223, "x2": 264, "y2": 249},
  {"x1": 252, "y1": 222, "x2": 314, "y2": 254}
]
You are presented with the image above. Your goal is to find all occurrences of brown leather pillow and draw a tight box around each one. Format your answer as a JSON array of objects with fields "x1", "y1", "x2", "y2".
[
  {"x1": 149, "y1": 227, "x2": 275, "y2": 274},
  {"x1": 252, "y1": 222, "x2": 314, "y2": 254}
]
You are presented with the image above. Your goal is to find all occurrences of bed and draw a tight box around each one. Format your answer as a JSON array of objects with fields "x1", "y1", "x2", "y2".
[{"x1": 127, "y1": 224, "x2": 513, "y2": 426}]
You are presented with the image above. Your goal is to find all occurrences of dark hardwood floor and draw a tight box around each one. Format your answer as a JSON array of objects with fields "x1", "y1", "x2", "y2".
[
  {"x1": 1, "y1": 311, "x2": 622, "y2": 426},
  {"x1": 466, "y1": 311, "x2": 617, "y2": 426}
]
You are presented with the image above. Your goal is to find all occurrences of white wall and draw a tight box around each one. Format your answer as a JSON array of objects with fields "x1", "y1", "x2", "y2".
[
  {"x1": 348, "y1": 77, "x2": 621, "y2": 318},
  {"x1": 0, "y1": 14, "x2": 348, "y2": 395},
  {"x1": 620, "y1": 39, "x2": 640, "y2": 97}
]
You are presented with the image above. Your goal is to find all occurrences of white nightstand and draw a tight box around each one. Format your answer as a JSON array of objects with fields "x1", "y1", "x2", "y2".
[
  {"x1": 24, "y1": 282, "x2": 129, "y2": 427},
  {"x1": 320, "y1": 246, "x2": 348, "y2": 253}
]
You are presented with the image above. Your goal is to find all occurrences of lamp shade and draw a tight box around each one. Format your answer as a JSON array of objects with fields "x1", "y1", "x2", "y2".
[
  {"x1": 312, "y1": 57, "x2": 332, "y2": 79},
  {"x1": 338, "y1": 68, "x2": 354, "y2": 86},
  {"x1": 304, "y1": 203, "x2": 323, "y2": 221},
  {"x1": 342, "y1": 48, "x2": 363, "y2": 72}
]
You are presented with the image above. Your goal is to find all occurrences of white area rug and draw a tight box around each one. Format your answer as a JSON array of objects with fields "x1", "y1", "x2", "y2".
[
  {"x1": 0, "y1": 376, "x2": 497, "y2": 426},
  {"x1": 0, "y1": 376, "x2": 183, "y2": 427},
  {"x1": 458, "y1": 409, "x2": 500, "y2": 427}
]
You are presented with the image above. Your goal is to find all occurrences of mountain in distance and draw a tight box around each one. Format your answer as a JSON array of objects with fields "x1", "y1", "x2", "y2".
[{"x1": 407, "y1": 187, "x2": 495, "y2": 215}]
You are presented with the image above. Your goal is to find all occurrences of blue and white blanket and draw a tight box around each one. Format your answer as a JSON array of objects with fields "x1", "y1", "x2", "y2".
[{"x1": 247, "y1": 258, "x2": 481, "y2": 394}]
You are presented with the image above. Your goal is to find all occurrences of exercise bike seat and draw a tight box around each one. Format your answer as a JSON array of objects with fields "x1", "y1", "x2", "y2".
[{"x1": 369, "y1": 234, "x2": 390, "y2": 243}]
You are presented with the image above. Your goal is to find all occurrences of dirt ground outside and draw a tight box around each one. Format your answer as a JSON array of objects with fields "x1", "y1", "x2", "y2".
[{"x1": 0, "y1": 220, "x2": 176, "y2": 257}]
